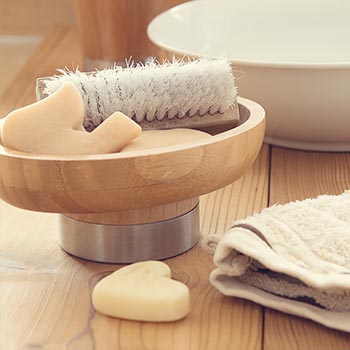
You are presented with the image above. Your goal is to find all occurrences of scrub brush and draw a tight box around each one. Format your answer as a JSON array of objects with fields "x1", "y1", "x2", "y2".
[{"x1": 36, "y1": 59, "x2": 239, "y2": 131}]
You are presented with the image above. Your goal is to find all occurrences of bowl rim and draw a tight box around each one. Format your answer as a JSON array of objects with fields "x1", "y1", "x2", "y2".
[
  {"x1": 147, "y1": 1, "x2": 350, "y2": 70},
  {"x1": 0, "y1": 97, "x2": 265, "y2": 162}
]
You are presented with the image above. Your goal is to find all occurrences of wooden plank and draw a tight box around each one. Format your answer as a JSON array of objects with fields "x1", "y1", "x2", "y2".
[
  {"x1": 0, "y1": 27, "x2": 270, "y2": 349},
  {"x1": 265, "y1": 146, "x2": 350, "y2": 350}
]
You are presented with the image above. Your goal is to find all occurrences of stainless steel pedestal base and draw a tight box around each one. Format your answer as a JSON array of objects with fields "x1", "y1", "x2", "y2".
[{"x1": 59, "y1": 204, "x2": 200, "y2": 263}]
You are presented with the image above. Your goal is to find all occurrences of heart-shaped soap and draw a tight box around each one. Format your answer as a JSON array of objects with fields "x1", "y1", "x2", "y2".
[{"x1": 92, "y1": 261, "x2": 190, "y2": 322}]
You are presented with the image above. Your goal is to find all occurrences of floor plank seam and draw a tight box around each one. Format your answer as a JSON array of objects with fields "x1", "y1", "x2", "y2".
[
  {"x1": 267, "y1": 145, "x2": 272, "y2": 206},
  {"x1": 262, "y1": 307, "x2": 266, "y2": 350}
]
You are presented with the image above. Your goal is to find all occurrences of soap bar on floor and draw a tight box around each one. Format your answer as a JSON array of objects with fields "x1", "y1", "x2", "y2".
[{"x1": 92, "y1": 261, "x2": 190, "y2": 322}]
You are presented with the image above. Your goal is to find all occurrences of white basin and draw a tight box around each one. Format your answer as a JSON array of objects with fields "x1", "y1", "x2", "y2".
[{"x1": 148, "y1": 0, "x2": 350, "y2": 151}]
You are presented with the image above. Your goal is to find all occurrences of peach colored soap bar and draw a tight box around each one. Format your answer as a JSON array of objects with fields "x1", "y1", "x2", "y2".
[
  {"x1": 121, "y1": 128, "x2": 211, "y2": 152},
  {"x1": 1, "y1": 82, "x2": 141, "y2": 155},
  {"x1": 92, "y1": 261, "x2": 190, "y2": 322}
]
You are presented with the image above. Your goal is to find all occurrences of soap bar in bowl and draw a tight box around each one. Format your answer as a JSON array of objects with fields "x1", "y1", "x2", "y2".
[
  {"x1": 121, "y1": 128, "x2": 211, "y2": 152},
  {"x1": 1, "y1": 82, "x2": 141, "y2": 155},
  {"x1": 92, "y1": 261, "x2": 190, "y2": 322}
]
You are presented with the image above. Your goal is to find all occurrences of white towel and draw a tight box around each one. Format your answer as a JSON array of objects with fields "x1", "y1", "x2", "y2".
[{"x1": 209, "y1": 192, "x2": 350, "y2": 332}]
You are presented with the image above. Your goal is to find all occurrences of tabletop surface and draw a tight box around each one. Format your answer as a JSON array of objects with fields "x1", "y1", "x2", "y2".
[{"x1": 1, "y1": 27, "x2": 350, "y2": 350}]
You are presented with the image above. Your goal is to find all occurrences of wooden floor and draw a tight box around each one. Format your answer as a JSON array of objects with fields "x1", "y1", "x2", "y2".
[{"x1": 0, "y1": 27, "x2": 350, "y2": 350}]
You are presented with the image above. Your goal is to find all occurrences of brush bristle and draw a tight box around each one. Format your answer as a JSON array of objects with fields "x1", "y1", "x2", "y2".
[{"x1": 41, "y1": 59, "x2": 238, "y2": 131}]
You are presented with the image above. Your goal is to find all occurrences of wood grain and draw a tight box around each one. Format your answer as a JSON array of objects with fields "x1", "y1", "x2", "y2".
[
  {"x1": 200, "y1": 144, "x2": 269, "y2": 236},
  {"x1": 265, "y1": 146, "x2": 350, "y2": 350},
  {"x1": 67, "y1": 198, "x2": 199, "y2": 225},
  {"x1": 0, "y1": 27, "x2": 268, "y2": 350}
]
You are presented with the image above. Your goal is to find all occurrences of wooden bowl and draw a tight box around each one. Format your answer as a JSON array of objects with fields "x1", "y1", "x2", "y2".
[
  {"x1": 0, "y1": 97, "x2": 265, "y2": 262},
  {"x1": 0, "y1": 97, "x2": 265, "y2": 223}
]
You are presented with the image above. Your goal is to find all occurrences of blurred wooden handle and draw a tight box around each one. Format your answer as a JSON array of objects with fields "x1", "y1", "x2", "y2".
[{"x1": 73, "y1": 0, "x2": 186, "y2": 64}]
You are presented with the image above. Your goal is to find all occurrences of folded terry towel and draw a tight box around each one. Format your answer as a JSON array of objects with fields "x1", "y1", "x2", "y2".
[{"x1": 209, "y1": 192, "x2": 350, "y2": 332}]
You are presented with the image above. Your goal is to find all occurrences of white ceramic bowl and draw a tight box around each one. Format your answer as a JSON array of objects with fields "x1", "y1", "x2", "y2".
[{"x1": 148, "y1": 0, "x2": 350, "y2": 151}]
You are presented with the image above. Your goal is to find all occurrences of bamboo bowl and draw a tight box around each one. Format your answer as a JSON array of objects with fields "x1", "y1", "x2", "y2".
[{"x1": 0, "y1": 97, "x2": 265, "y2": 262}]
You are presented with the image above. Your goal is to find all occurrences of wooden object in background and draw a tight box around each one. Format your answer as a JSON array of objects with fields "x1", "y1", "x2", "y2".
[
  {"x1": 0, "y1": 0, "x2": 75, "y2": 35},
  {"x1": 73, "y1": 0, "x2": 187, "y2": 69}
]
